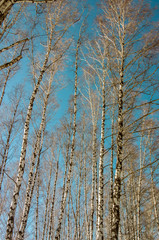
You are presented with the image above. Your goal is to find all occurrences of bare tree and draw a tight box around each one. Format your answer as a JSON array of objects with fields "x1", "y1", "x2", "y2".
[
  {"x1": 55, "y1": 31, "x2": 80, "y2": 240},
  {"x1": 5, "y1": 1, "x2": 79, "y2": 238},
  {"x1": 97, "y1": 0, "x2": 159, "y2": 238}
]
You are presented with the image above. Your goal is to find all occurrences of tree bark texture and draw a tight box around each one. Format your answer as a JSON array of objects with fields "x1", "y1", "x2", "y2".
[
  {"x1": 112, "y1": 66, "x2": 124, "y2": 240},
  {"x1": 5, "y1": 25, "x2": 53, "y2": 240},
  {"x1": 96, "y1": 76, "x2": 106, "y2": 240},
  {"x1": 17, "y1": 80, "x2": 51, "y2": 239},
  {"x1": 90, "y1": 126, "x2": 97, "y2": 240},
  {"x1": 42, "y1": 166, "x2": 52, "y2": 240},
  {"x1": 48, "y1": 157, "x2": 59, "y2": 240}
]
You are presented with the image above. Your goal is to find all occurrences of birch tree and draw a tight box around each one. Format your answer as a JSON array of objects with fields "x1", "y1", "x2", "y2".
[
  {"x1": 97, "y1": 0, "x2": 159, "y2": 238},
  {"x1": 5, "y1": 1, "x2": 79, "y2": 238},
  {"x1": 55, "y1": 32, "x2": 80, "y2": 240},
  {"x1": 17, "y1": 65, "x2": 57, "y2": 239}
]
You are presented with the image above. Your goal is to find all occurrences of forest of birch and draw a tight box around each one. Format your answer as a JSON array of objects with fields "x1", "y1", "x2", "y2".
[{"x1": 0, "y1": 0, "x2": 159, "y2": 239}]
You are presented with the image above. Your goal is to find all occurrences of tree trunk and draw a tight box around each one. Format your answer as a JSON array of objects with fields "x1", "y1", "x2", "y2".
[
  {"x1": 17, "y1": 75, "x2": 52, "y2": 239},
  {"x1": 48, "y1": 156, "x2": 59, "y2": 240},
  {"x1": 90, "y1": 126, "x2": 97, "y2": 240},
  {"x1": 5, "y1": 26, "x2": 53, "y2": 239},
  {"x1": 112, "y1": 57, "x2": 124, "y2": 239},
  {"x1": 42, "y1": 167, "x2": 52, "y2": 240},
  {"x1": 54, "y1": 38, "x2": 79, "y2": 240},
  {"x1": 96, "y1": 74, "x2": 106, "y2": 240},
  {"x1": 35, "y1": 170, "x2": 40, "y2": 240},
  {"x1": 109, "y1": 108, "x2": 114, "y2": 240},
  {"x1": 0, "y1": 69, "x2": 11, "y2": 106}
]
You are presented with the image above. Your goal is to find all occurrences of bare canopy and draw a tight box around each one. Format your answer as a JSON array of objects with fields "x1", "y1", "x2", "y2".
[{"x1": 0, "y1": 0, "x2": 57, "y2": 25}]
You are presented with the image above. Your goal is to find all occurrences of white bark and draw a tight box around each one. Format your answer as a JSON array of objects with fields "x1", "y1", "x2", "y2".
[
  {"x1": 112, "y1": 62, "x2": 124, "y2": 240},
  {"x1": 17, "y1": 79, "x2": 51, "y2": 239},
  {"x1": 42, "y1": 167, "x2": 52, "y2": 240},
  {"x1": 0, "y1": 69, "x2": 11, "y2": 106},
  {"x1": 90, "y1": 126, "x2": 97, "y2": 240},
  {"x1": 109, "y1": 114, "x2": 114, "y2": 240},
  {"x1": 35, "y1": 170, "x2": 40, "y2": 240},
  {"x1": 5, "y1": 24, "x2": 53, "y2": 239},
  {"x1": 48, "y1": 157, "x2": 59, "y2": 240},
  {"x1": 54, "y1": 38, "x2": 79, "y2": 240},
  {"x1": 96, "y1": 75, "x2": 106, "y2": 240}
]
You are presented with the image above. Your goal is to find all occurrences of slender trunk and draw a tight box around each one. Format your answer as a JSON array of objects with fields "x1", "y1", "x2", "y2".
[
  {"x1": 77, "y1": 158, "x2": 82, "y2": 240},
  {"x1": 0, "y1": 97, "x2": 20, "y2": 190},
  {"x1": 54, "y1": 138, "x2": 70, "y2": 239},
  {"x1": 137, "y1": 124, "x2": 147, "y2": 240},
  {"x1": 77, "y1": 174, "x2": 81, "y2": 240},
  {"x1": 137, "y1": 134, "x2": 143, "y2": 240},
  {"x1": 17, "y1": 78, "x2": 51, "y2": 239},
  {"x1": 48, "y1": 157, "x2": 59, "y2": 240},
  {"x1": 112, "y1": 56, "x2": 124, "y2": 239},
  {"x1": 42, "y1": 167, "x2": 52, "y2": 240},
  {"x1": 72, "y1": 183, "x2": 78, "y2": 240},
  {"x1": 95, "y1": 151, "x2": 98, "y2": 234},
  {"x1": 149, "y1": 135, "x2": 159, "y2": 232},
  {"x1": 35, "y1": 170, "x2": 40, "y2": 240},
  {"x1": 17, "y1": 132, "x2": 44, "y2": 239},
  {"x1": 109, "y1": 113, "x2": 114, "y2": 240},
  {"x1": 77, "y1": 119, "x2": 85, "y2": 240},
  {"x1": 67, "y1": 194, "x2": 70, "y2": 240},
  {"x1": 45, "y1": 200, "x2": 51, "y2": 240},
  {"x1": 5, "y1": 26, "x2": 53, "y2": 239},
  {"x1": 84, "y1": 145, "x2": 89, "y2": 239},
  {"x1": 90, "y1": 126, "x2": 97, "y2": 240},
  {"x1": 132, "y1": 174, "x2": 137, "y2": 240},
  {"x1": 97, "y1": 75, "x2": 106, "y2": 240},
  {"x1": 0, "y1": 69, "x2": 11, "y2": 106},
  {"x1": 122, "y1": 179, "x2": 130, "y2": 240},
  {"x1": 55, "y1": 145, "x2": 70, "y2": 239},
  {"x1": 150, "y1": 163, "x2": 159, "y2": 232},
  {"x1": 54, "y1": 38, "x2": 79, "y2": 240},
  {"x1": 73, "y1": 179, "x2": 78, "y2": 240}
]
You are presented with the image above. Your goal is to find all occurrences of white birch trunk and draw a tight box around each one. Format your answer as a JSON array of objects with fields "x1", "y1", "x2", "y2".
[
  {"x1": 5, "y1": 26, "x2": 53, "y2": 239},
  {"x1": 112, "y1": 58, "x2": 124, "y2": 239},
  {"x1": 67, "y1": 195, "x2": 70, "y2": 240},
  {"x1": 17, "y1": 77, "x2": 52, "y2": 239},
  {"x1": 149, "y1": 130, "x2": 159, "y2": 233},
  {"x1": 0, "y1": 69, "x2": 11, "y2": 106},
  {"x1": 150, "y1": 157, "x2": 159, "y2": 233},
  {"x1": 54, "y1": 38, "x2": 79, "y2": 240},
  {"x1": 48, "y1": 157, "x2": 59, "y2": 240},
  {"x1": 90, "y1": 126, "x2": 97, "y2": 240},
  {"x1": 42, "y1": 167, "x2": 52, "y2": 240},
  {"x1": 96, "y1": 76, "x2": 106, "y2": 240},
  {"x1": 109, "y1": 113, "x2": 114, "y2": 240},
  {"x1": 84, "y1": 146, "x2": 89, "y2": 240},
  {"x1": 137, "y1": 122, "x2": 147, "y2": 240},
  {"x1": 35, "y1": 170, "x2": 40, "y2": 240}
]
